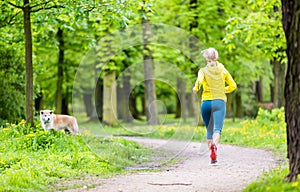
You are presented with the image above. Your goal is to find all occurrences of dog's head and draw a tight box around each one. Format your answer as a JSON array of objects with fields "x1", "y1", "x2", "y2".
[{"x1": 40, "y1": 110, "x2": 54, "y2": 124}]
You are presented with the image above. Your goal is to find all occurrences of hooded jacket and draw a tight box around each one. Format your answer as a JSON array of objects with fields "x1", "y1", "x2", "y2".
[{"x1": 194, "y1": 62, "x2": 236, "y2": 102}]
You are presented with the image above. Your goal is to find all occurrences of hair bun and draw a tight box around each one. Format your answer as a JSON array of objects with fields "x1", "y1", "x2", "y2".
[{"x1": 201, "y1": 48, "x2": 218, "y2": 61}]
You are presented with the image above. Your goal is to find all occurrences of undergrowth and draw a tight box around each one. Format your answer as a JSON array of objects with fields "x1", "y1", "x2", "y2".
[{"x1": 0, "y1": 120, "x2": 151, "y2": 191}]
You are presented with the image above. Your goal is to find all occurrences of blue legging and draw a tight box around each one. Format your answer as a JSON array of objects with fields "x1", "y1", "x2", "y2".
[{"x1": 201, "y1": 100, "x2": 226, "y2": 140}]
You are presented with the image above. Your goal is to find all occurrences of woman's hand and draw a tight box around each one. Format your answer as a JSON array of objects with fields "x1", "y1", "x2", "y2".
[{"x1": 192, "y1": 87, "x2": 198, "y2": 94}]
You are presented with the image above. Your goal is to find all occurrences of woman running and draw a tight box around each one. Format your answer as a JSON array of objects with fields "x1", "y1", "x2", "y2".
[{"x1": 193, "y1": 47, "x2": 237, "y2": 164}]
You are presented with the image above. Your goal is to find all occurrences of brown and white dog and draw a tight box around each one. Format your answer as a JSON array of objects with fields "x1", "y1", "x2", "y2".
[{"x1": 40, "y1": 110, "x2": 79, "y2": 135}]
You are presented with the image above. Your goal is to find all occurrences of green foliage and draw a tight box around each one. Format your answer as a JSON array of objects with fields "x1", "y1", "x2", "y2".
[
  {"x1": 0, "y1": 120, "x2": 151, "y2": 191},
  {"x1": 0, "y1": 48, "x2": 25, "y2": 121},
  {"x1": 224, "y1": 0, "x2": 285, "y2": 61}
]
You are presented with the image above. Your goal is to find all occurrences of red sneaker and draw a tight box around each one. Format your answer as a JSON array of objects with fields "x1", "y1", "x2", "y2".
[{"x1": 210, "y1": 144, "x2": 217, "y2": 164}]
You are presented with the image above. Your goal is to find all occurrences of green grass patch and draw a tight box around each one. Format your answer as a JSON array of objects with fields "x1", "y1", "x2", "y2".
[
  {"x1": 244, "y1": 166, "x2": 300, "y2": 192},
  {"x1": 221, "y1": 108, "x2": 286, "y2": 154},
  {"x1": 0, "y1": 120, "x2": 152, "y2": 191}
]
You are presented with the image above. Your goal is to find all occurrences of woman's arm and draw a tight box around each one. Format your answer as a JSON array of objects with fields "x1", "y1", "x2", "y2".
[
  {"x1": 193, "y1": 69, "x2": 204, "y2": 93},
  {"x1": 224, "y1": 70, "x2": 237, "y2": 93}
]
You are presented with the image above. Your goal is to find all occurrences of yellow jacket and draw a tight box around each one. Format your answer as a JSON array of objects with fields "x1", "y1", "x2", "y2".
[{"x1": 193, "y1": 62, "x2": 236, "y2": 102}]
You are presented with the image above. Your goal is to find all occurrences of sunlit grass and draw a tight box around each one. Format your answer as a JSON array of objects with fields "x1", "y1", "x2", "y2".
[
  {"x1": 244, "y1": 166, "x2": 300, "y2": 192},
  {"x1": 0, "y1": 121, "x2": 152, "y2": 191}
]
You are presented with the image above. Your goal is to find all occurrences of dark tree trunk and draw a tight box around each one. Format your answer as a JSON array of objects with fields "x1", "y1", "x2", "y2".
[
  {"x1": 141, "y1": 95, "x2": 146, "y2": 116},
  {"x1": 117, "y1": 84, "x2": 123, "y2": 119},
  {"x1": 83, "y1": 93, "x2": 93, "y2": 117},
  {"x1": 129, "y1": 91, "x2": 141, "y2": 120},
  {"x1": 95, "y1": 77, "x2": 103, "y2": 121},
  {"x1": 255, "y1": 77, "x2": 263, "y2": 102},
  {"x1": 189, "y1": 0, "x2": 204, "y2": 125},
  {"x1": 226, "y1": 93, "x2": 234, "y2": 117},
  {"x1": 177, "y1": 77, "x2": 187, "y2": 122},
  {"x1": 281, "y1": 0, "x2": 300, "y2": 182},
  {"x1": 142, "y1": 17, "x2": 159, "y2": 125},
  {"x1": 62, "y1": 86, "x2": 69, "y2": 115},
  {"x1": 34, "y1": 91, "x2": 42, "y2": 113},
  {"x1": 23, "y1": 0, "x2": 34, "y2": 126},
  {"x1": 271, "y1": 59, "x2": 286, "y2": 108},
  {"x1": 175, "y1": 95, "x2": 180, "y2": 118},
  {"x1": 56, "y1": 28, "x2": 64, "y2": 114},
  {"x1": 189, "y1": 0, "x2": 199, "y2": 60},
  {"x1": 235, "y1": 91, "x2": 242, "y2": 118},
  {"x1": 189, "y1": 0, "x2": 200, "y2": 122},
  {"x1": 119, "y1": 75, "x2": 133, "y2": 122}
]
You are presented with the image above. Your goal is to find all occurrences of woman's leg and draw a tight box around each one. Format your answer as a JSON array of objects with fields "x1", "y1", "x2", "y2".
[
  {"x1": 201, "y1": 101, "x2": 213, "y2": 148},
  {"x1": 207, "y1": 139, "x2": 213, "y2": 148},
  {"x1": 213, "y1": 133, "x2": 221, "y2": 146},
  {"x1": 212, "y1": 100, "x2": 226, "y2": 146}
]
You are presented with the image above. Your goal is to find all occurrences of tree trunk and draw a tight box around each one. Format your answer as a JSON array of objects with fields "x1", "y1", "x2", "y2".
[
  {"x1": 102, "y1": 71, "x2": 118, "y2": 126},
  {"x1": 194, "y1": 90, "x2": 205, "y2": 126},
  {"x1": 142, "y1": 18, "x2": 159, "y2": 125},
  {"x1": 129, "y1": 91, "x2": 141, "y2": 120},
  {"x1": 255, "y1": 77, "x2": 263, "y2": 102},
  {"x1": 175, "y1": 95, "x2": 181, "y2": 118},
  {"x1": 177, "y1": 77, "x2": 188, "y2": 122},
  {"x1": 56, "y1": 28, "x2": 64, "y2": 114},
  {"x1": 189, "y1": 0, "x2": 204, "y2": 125},
  {"x1": 62, "y1": 86, "x2": 69, "y2": 115},
  {"x1": 281, "y1": 0, "x2": 300, "y2": 182},
  {"x1": 141, "y1": 95, "x2": 146, "y2": 116},
  {"x1": 83, "y1": 93, "x2": 93, "y2": 117},
  {"x1": 23, "y1": 0, "x2": 34, "y2": 126},
  {"x1": 186, "y1": 93, "x2": 195, "y2": 117},
  {"x1": 189, "y1": 0, "x2": 199, "y2": 64},
  {"x1": 235, "y1": 91, "x2": 242, "y2": 118},
  {"x1": 95, "y1": 78, "x2": 103, "y2": 121},
  {"x1": 271, "y1": 59, "x2": 286, "y2": 108},
  {"x1": 119, "y1": 75, "x2": 133, "y2": 122},
  {"x1": 34, "y1": 91, "x2": 42, "y2": 113},
  {"x1": 226, "y1": 93, "x2": 234, "y2": 117},
  {"x1": 117, "y1": 84, "x2": 123, "y2": 119}
]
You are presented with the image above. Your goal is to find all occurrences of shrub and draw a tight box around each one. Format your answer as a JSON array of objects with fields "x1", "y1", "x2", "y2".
[{"x1": 0, "y1": 48, "x2": 25, "y2": 121}]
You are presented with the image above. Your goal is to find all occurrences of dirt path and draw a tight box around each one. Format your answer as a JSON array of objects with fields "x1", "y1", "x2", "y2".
[{"x1": 60, "y1": 137, "x2": 278, "y2": 192}]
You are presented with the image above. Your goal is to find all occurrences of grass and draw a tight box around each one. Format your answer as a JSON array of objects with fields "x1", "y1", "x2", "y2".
[
  {"x1": 0, "y1": 120, "x2": 152, "y2": 191},
  {"x1": 1, "y1": 107, "x2": 298, "y2": 191},
  {"x1": 244, "y1": 167, "x2": 300, "y2": 192}
]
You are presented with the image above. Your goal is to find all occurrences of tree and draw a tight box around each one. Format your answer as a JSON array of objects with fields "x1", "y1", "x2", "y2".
[
  {"x1": 103, "y1": 71, "x2": 118, "y2": 126},
  {"x1": 142, "y1": 1, "x2": 160, "y2": 125},
  {"x1": 23, "y1": 0, "x2": 34, "y2": 126},
  {"x1": 56, "y1": 27, "x2": 64, "y2": 114},
  {"x1": 6, "y1": 0, "x2": 64, "y2": 126},
  {"x1": 281, "y1": 0, "x2": 300, "y2": 182},
  {"x1": 225, "y1": 0, "x2": 286, "y2": 108}
]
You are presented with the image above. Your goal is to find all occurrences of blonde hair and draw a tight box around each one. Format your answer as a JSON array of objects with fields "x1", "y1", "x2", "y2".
[{"x1": 201, "y1": 48, "x2": 219, "y2": 62}]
